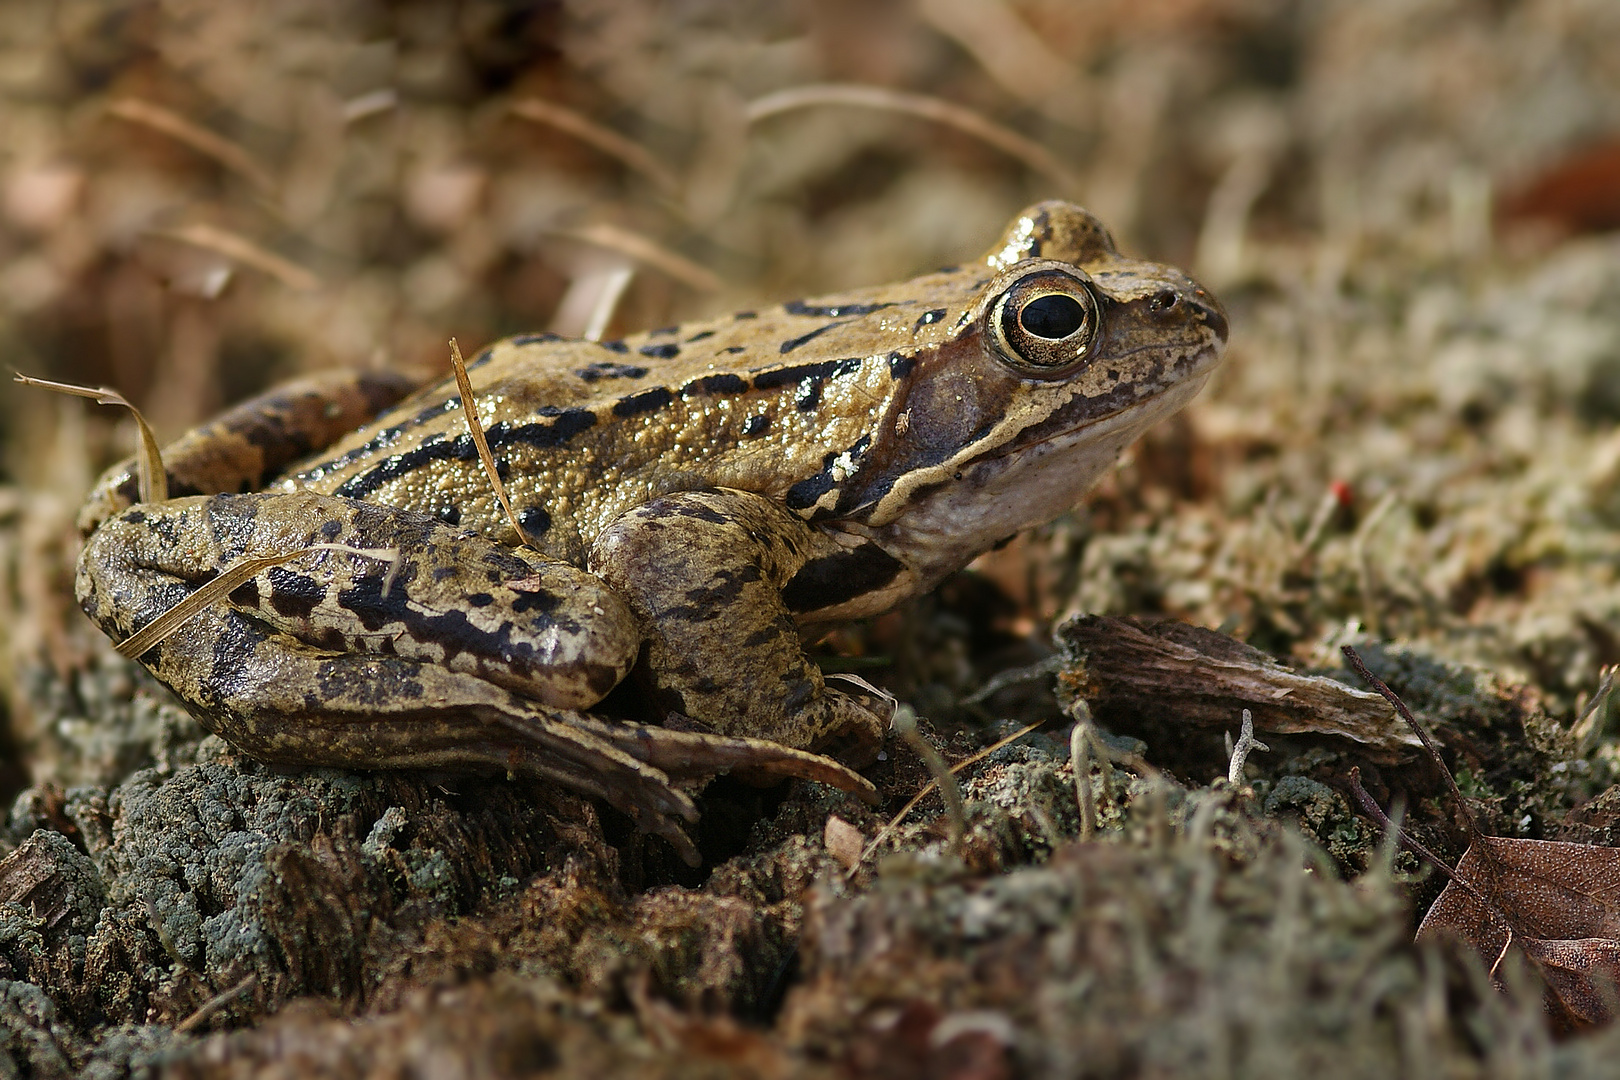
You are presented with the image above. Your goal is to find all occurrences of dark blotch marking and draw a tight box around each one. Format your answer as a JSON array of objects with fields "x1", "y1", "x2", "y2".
[
  {"x1": 468, "y1": 593, "x2": 494, "y2": 607},
  {"x1": 601, "y1": 340, "x2": 629, "y2": 353},
  {"x1": 612, "y1": 387, "x2": 674, "y2": 417},
  {"x1": 913, "y1": 308, "x2": 946, "y2": 331},
  {"x1": 723, "y1": 345, "x2": 746, "y2": 354},
  {"x1": 733, "y1": 310, "x2": 757, "y2": 319},
  {"x1": 650, "y1": 325, "x2": 678, "y2": 336},
  {"x1": 887, "y1": 351, "x2": 915, "y2": 379},
  {"x1": 785, "y1": 461, "x2": 837, "y2": 511},
  {"x1": 518, "y1": 506, "x2": 552, "y2": 535},
  {"x1": 783, "y1": 435, "x2": 871, "y2": 514},
  {"x1": 781, "y1": 544, "x2": 904, "y2": 613},
  {"x1": 266, "y1": 567, "x2": 324, "y2": 621},
  {"x1": 639, "y1": 343, "x2": 680, "y2": 359},
  {"x1": 686, "y1": 372, "x2": 747, "y2": 396},
  {"x1": 436, "y1": 505, "x2": 462, "y2": 525},
  {"x1": 510, "y1": 332, "x2": 561, "y2": 346},
  {"x1": 576, "y1": 361, "x2": 649, "y2": 383},
  {"x1": 742, "y1": 414, "x2": 770, "y2": 438},
  {"x1": 686, "y1": 329, "x2": 715, "y2": 343},
  {"x1": 228, "y1": 579, "x2": 260, "y2": 609}
]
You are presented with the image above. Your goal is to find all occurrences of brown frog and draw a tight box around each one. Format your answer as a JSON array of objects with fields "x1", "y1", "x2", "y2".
[{"x1": 76, "y1": 201, "x2": 1227, "y2": 863}]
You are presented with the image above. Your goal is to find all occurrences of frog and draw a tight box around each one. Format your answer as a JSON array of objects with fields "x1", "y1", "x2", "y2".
[{"x1": 75, "y1": 200, "x2": 1227, "y2": 864}]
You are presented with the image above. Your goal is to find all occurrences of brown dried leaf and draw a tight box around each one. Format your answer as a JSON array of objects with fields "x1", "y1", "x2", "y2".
[
  {"x1": 1417, "y1": 838, "x2": 1620, "y2": 1030},
  {"x1": 1344, "y1": 647, "x2": 1620, "y2": 1032}
]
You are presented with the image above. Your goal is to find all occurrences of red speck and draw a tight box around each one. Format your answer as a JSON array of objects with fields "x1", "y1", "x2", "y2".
[{"x1": 1330, "y1": 480, "x2": 1353, "y2": 507}]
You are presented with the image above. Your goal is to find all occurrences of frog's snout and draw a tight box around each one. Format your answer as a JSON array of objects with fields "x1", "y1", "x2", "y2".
[{"x1": 1190, "y1": 286, "x2": 1228, "y2": 344}]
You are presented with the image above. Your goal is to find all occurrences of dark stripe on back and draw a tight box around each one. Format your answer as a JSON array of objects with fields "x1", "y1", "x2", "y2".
[
  {"x1": 778, "y1": 321, "x2": 843, "y2": 354},
  {"x1": 783, "y1": 300, "x2": 894, "y2": 318},
  {"x1": 752, "y1": 357, "x2": 862, "y2": 392},
  {"x1": 334, "y1": 410, "x2": 597, "y2": 498}
]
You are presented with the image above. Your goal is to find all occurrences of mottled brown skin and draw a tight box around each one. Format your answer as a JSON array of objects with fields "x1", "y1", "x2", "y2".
[{"x1": 76, "y1": 202, "x2": 1228, "y2": 863}]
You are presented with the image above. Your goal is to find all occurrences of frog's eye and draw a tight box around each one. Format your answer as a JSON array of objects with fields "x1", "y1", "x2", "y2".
[{"x1": 990, "y1": 269, "x2": 1100, "y2": 373}]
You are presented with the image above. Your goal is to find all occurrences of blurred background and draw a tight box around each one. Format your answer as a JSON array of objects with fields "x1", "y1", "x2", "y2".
[{"x1": 2, "y1": 0, "x2": 1619, "y2": 793}]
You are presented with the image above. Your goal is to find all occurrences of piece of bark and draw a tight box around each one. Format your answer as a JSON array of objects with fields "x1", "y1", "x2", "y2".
[
  {"x1": 0, "y1": 829, "x2": 105, "y2": 936},
  {"x1": 1057, "y1": 616, "x2": 1420, "y2": 762}
]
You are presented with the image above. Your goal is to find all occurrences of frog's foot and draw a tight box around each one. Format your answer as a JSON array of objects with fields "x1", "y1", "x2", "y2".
[{"x1": 567, "y1": 715, "x2": 879, "y2": 803}]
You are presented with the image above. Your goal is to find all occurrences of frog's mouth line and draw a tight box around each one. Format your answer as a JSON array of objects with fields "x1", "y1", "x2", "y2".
[
  {"x1": 987, "y1": 337, "x2": 1226, "y2": 465},
  {"x1": 859, "y1": 337, "x2": 1223, "y2": 537}
]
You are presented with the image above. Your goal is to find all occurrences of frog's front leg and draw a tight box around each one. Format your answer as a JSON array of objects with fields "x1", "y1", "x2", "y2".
[
  {"x1": 77, "y1": 492, "x2": 872, "y2": 863},
  {"x1": 590, "y1": 488, "x2": 896, "y2": 761}
]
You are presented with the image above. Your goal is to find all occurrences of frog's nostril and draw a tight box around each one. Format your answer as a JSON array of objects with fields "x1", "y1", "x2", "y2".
[{"x1": 1149, "y1": 289, "x2": 1179, "y2": 313}]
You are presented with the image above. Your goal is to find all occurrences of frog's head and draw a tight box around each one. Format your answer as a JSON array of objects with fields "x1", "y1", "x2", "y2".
[{"x1": 854, "y1": 200, "x2": 1228, "y2": 578}]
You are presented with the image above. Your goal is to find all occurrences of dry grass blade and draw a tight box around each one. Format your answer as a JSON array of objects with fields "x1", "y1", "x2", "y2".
[
  {"x1": 14, "y1": 373, "x2": 167, "y2": 504},
  {"x1": 174, "y1": 973, "x2": 257, "y2": 1034},
  {"x1": 114, "y1": 543, "x2": 399, "y2": 660},
  {"x1": 745, "y1": 84, "x2": 1081, "y2": 194},
  {"x1": 549, "y1": 223, "x2": 723, "y2": 292},
  {"x1": 153, "y1": 223, "x2": 320, "y2": 291},
  {"x1": 510, "y1": 98, "x2": 681, "y2": 195},
  {"x1": 848, "y1": 717, "x2": 1048, "y2": 878},
  {"x1": 106, "y1": 98, "x2": 277, "y2": 194},
  {"x1": 450, "y1": 338, "x2": 537, "y2": 549}
]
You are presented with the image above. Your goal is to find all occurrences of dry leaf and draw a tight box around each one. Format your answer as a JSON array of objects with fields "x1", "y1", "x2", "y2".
[
  {"x1": 1345, "y1": 647, "x2": 1620, "y2": 1032},
  {"x1": 823, "y1": 815, "x2": 866, "y2": 872}
]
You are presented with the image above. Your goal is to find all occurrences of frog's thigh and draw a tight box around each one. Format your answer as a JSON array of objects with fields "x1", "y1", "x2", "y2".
[
  {"x1": 78, "y1": 492, "x2": 640, "y2": 710},
  {"x1": 588, "y1": 487, "x2": 885, "y2": 755}
]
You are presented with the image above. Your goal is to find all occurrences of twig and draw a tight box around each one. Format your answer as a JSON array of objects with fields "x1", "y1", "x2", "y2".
[
  {"x1": 547, "y1": 223, "x2": 722, "y2": 292},
  {"x1": 961, "y1": 654, "x2": 1063, "y2": 707},
  {"x1": 1341, "y1": 645, "x2": 1480, "y2": 845},
  {"x1": 511, "y1": 98, "x2": 681, "y2": 194},
  {"x1": 745, "y1": 84, "x2": 1080, "y2": 193},
  {"x1": 847, "y1": 716, "x2": 1048, "y2": 878},
  {"x1": 1071, "y1": 716, "x2": 1096, "y2": 841},
  {"x1": 175, "y1": 973, "x2": 258, "y2": 1034},
  {"x1": 893, "y1": 705, "x2": 964, "y2": 856},
  {"x1": 107, "y1": 99, "x2": 276, "y2": 194},
  {"x1": 1226, "y1": 708, "x2": 1270, "y2": 784},
  {"x1": 152, "y1": 223, "x2": 320, "y2": 292}
]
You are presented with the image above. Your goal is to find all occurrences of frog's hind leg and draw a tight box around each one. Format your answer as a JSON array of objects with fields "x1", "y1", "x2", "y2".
[
  {"x1": 136, "y1": 601, "x2": 709, "y2": 862},
  {"x1": 78, "y1": 369, "x2": 420, "y2": 536},
  {"x1": 77, "y1": 490, "x2": 874, "y2": 863}
]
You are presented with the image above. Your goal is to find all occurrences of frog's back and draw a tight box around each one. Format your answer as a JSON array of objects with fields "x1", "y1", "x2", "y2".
[{"x1": 284, "y1": 268, "x2": 986, "y2": 564}]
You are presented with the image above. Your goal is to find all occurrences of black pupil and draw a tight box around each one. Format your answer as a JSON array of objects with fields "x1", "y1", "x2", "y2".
[{"x1": 1020, "y1": 293, "x2": 1086, "y2": 339}]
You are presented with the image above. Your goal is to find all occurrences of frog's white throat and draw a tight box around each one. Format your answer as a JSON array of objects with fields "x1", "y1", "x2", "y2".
[{"x1": 876, "y1": 370, "x2": 1214, "y2": 591}]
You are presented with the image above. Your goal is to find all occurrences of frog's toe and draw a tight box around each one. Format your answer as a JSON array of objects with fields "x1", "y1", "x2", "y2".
[
  {"x1": 582, "y1": 718, "x2": 880, "y2": 805},
  {"x1": 811, "y1": 679, "x2": 894, "y2": 768}
]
